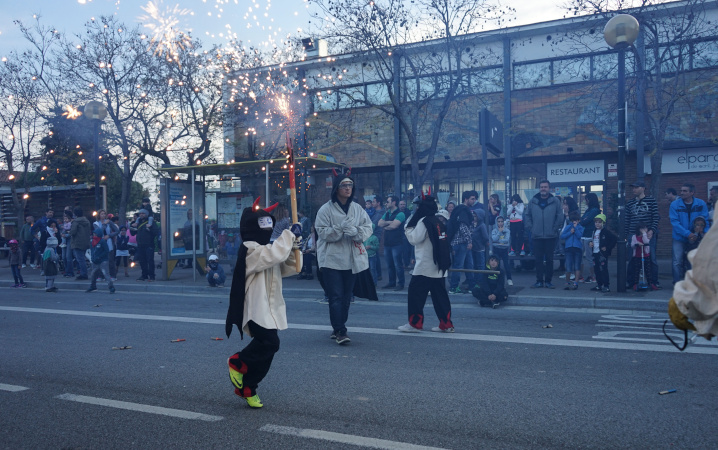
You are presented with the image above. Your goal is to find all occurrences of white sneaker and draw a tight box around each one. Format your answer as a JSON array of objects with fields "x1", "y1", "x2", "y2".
[
  {"x1": 507, "y1": 279, "x2": 513, "y2": 286},
  {"x1": 570, "y1": 274, "x2": 576, "y2": 280},
  {"x1": 22, "y1": 264, "x2": 26, "y2": 268},
  {"x1": 30, "y1": 264, "x2": 37, "y2": 269},
  {"x1": 398, "y1": 323, "x2": 421, "y2": 333},
  {"x1": 559, "y1": 274, "x2": 566, "y2": 279},
  {"x1": 431, "y1": 326, "x2": 455, "y2": 333}
]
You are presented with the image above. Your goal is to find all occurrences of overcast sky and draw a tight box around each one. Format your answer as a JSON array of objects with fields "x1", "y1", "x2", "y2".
[{"x1": 0, "y1": 0, "x2": 568, "y2": 58}]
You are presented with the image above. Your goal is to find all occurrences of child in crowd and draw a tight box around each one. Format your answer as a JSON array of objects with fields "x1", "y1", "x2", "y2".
[
  {"x1": 115, "y1": 226, "x2": 131, "y2": 277},
  {"x1": 684, "y1": 216, "x2": 708, "y2": 271},
  {"x1": 470, "y1": 210, "x2": 490, "y2": 288},
  {"x1": 299, "y1": 226, "x2": 318, "y2": 280},
  {"x1": 86, "y1": 228, "x2": 115, "y2": 294},
  {"x1": 630, "y1": 222, "x2": 657, "y2": 290},
  {"x1": 560, "y1": 211, "x2": 584, "y2": 290},
  {"x1": 491, "y1": 216, "x2": 512, "y2": 286},
  {"x1": 42, "y1": 236, "x2": 60, "y2": 292},
  {"x1": 507, "y1": 194, "x2": 525, "y2": 256},
  {"x1": 225, "y1": 233, "x2": 239, "y2": 259},
  {"x1": 363, "y1": 224, "x2": 379, "y2": 285},
  {"x1": 8, "y1": 239, "x2": 26, "y2": 288},
  {"x1": 472, "y1": 255, "x2": 508, "y2": 308},
  {"x1": 206, "y1": 254, "x2": 226, "y2": 287},
  {"x1": 589, "y1": 214, "x2": 617, "y2": 293}
]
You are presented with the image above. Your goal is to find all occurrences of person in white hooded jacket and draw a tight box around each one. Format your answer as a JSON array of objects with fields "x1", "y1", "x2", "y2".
[{"x1": 315, "y1": 172, "x2": 373, "y2": 345}]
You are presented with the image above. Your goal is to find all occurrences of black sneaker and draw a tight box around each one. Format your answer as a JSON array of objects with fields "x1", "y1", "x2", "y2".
[
  {"x1": 590, "y1": 285, "x2": 602, "y2": 291},
  {"x1": 601, "y1": 286, "x2": 610, "y2": 292},
  {"x1": 336, "y1": 334, "x2": 351, "y2": 345},
  {"x1": 86, "y1": 287, "x2": 97, "y2": 293},
  {"x1": 330, "y1": 333, "x2": 336, "y2": 339},
  {"x1": 545, "y1": 282, "x2": 555, "y2": 289},
  {"x1": 110, "y1": 287, "x2": 116, "y2": 294},
  {"x1": 531, "y1": 282, "x2": 544, "y2": 288}
]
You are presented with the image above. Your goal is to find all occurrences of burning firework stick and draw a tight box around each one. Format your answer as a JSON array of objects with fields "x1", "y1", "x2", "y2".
[{"x1": 286, "y1": 132, "x2": 301, "y2": 273}]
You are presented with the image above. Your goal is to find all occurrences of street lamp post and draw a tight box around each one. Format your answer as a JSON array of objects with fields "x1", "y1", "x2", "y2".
[
  {"x1": 84, "y1": 101, "x2": 107, "y2": 212},
  {"x1": 604, "y1": 14, "x2": 639, "y2": 293}
]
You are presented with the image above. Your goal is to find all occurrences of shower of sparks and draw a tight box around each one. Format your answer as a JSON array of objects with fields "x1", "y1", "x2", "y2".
[
  {"x1": 62, "y1": 105, "x2": 82, "y2": 119},
  {"x1": 139, "y1": 1, "x2": 194, "y2": 62}
]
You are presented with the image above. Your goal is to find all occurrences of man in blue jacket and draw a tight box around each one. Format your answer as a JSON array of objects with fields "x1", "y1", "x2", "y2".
[{"x1": 669, "y1": 183, "x2": 708, "y2": 284}]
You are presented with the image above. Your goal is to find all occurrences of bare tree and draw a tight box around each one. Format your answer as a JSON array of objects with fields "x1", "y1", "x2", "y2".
[
  {"x1": 306, "y1": 0, "x2": 512, "y2": 191},
  {"x1": 562, "y1": 0, "x2": 717, "y2": 198}
]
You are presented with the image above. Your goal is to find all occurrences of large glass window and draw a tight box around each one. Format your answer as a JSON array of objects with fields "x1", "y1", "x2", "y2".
[
  {"x1": 693, "y1": 39, "x2": 718, "y2": 68},
  {"x1": 592, "y1": 53, "x2": 618, "y2": 80},
  {"x1": 553, "y1": 57, "x2": 591, "y2": 84},
  {"x1": 471, "y1": 67, "x2": 503, "y2": 93},
  {"x1": 338, "y1": 86, "x2": 365, "y2": 109},
  {"x1": 366, "y1": 82, "x2": 390, "y2": 105},
  {"x1": 513, "y1": 62, "x2": 551, "y2": 89}
]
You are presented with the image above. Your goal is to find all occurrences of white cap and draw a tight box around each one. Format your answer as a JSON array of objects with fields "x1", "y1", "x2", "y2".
[{"x1": 208, "y1": 254, "x2": 219, "y2": 261}]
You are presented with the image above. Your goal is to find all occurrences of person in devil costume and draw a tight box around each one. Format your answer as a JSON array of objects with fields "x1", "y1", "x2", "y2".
[
  {"x1": 225, "y1": 198, "x2": 301, "y2": 408},
  {"x1": 397, "y1": 190, "x2": 455, "y2": 333}
]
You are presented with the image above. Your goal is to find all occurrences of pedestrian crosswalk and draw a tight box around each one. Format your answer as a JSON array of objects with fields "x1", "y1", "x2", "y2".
[{"x1": 594, "y1": 314, "x2": 710, "y2": 347}]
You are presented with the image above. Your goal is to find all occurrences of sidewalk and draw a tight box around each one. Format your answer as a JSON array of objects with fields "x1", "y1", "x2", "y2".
[{"x1": 0, "y1": 256, "x2": 673, "y2": 313}]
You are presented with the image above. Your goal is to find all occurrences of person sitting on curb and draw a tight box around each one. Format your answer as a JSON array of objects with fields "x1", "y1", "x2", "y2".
[
  {"x1": 472, "y1": 255, "x2": 508, "y2": 308},
  {"x1": 206, "y1": 254, "x2": 226, "y2": 287}
]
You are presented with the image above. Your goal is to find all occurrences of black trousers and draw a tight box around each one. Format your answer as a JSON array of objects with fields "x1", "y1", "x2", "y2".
[
  {"x1": 593, "y1": 253, "x2": 610, "y2": 288},
  {"x1": 533, "y1": 238, "x2": 556, "y2": 283},
  {"x1": 229, "y1": 321, "x2": 280, "y2": 397},
  {"x1": 407, "y1": 275, "x2": 453, "y2": 330}
]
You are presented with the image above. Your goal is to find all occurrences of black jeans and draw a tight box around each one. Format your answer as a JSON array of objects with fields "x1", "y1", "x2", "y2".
[
  {"x1": 136, "y1": 245, "x2": 155, "y2": 280},
  {"x1": 533, "y1": 238, "x2": 556, "y2": 283},
  {"x1": 593, "y1": 253, "x2": 610, "y2": 288},
  {"x1": 322, "y1": 268, "x2": 355, "y2": 335},
  {"x1": 229, "y1": 320, "x2": 280, "y2": 397},
  {"x1": 407, "y1": 275, "x2": 453, "y2": 330}
]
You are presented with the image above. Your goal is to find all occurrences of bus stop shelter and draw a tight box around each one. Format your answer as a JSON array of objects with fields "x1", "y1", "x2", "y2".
[{"x1": 157, "y1": 156, "x2": 346, "y2": 281}]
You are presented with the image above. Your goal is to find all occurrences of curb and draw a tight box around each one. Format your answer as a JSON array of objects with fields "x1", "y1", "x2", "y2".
[{"x1": 0, "y1": 280, "x2": 668, "y2": 313}]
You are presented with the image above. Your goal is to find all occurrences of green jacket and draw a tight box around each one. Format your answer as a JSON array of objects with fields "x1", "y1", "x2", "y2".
[{"x1": 70, "y1": 216, "x2": 92, "y2": 250}]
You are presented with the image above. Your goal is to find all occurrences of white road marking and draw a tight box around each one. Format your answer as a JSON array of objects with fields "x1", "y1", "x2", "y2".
[
  {"x1": 260, "y1": 424, "x2": 447, "y2": 450},
  {"x1": 0, "y1": 383, "x2": 29, "y2": 392},
  {"x1": 55, "y1": 393, "x2": 223, "y2": 422},
  {"x1": 2, "y1": 306, "x2": 716, "y2": 355}
]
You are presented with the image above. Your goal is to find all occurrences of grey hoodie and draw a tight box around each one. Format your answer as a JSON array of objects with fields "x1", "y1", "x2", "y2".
[{"x1": 524, "y1": 193, "x2": 564, "y2": 239}]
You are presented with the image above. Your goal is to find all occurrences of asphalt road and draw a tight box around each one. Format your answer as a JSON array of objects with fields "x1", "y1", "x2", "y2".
[{"x1": 1, "y1": 287, "x2": 716, "y2": 449}]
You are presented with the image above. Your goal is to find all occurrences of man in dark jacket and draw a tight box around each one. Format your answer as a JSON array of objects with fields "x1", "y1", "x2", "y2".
[
  {"x1": 524, "y1": 180, "x2": 564, "y2": 289},
  {"x1": 69, "y1": 207, "x2": 91, "y2": 280},
  {"x1": 131, "y1": 209, "x2": 159, "y2": 281},
  {"x1": 625, "y1": 181, "x2": 660, "y2": 289}
]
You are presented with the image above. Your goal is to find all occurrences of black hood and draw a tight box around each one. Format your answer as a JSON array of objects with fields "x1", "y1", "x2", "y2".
[
  {"x1": 330, "y1": 172, "x2": 356, "y2": 204},
  {"x1": 239, "y1": 206, "x2": 275, "y2": 245}
]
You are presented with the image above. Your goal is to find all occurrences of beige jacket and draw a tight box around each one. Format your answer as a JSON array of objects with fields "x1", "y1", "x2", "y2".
[
  {"x1": 405, "y1": 218, "x2": 447, "y2": 278},
  {"x1": 673, "y1": 209, "x2": 718, "y2": 337},
  {"x1": 242, "y1": 229, "x2": 301, "y2": 336},
  {"x1": 315, "y1": 200, "x2": 373, "y2": 273}
]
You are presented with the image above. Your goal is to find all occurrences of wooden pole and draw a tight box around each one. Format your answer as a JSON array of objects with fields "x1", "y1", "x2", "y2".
[{"x1": 287, "y1": 132, "x2": 301, "y2": 272}]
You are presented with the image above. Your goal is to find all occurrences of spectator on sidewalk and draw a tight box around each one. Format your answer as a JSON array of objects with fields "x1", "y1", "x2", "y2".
[
  {"x1": 8, "y1": 239, "x2": 26, "y2": 288},
  {"x1": 19, "y1": 215, "x2": 35, "y2": 268},
  {"x1": 270, "y1": 204, "x2": 291, "y2": 243},
  {"x1": 579, "y1": 193, "x2": 601, "y2": 284},
  {"x1": 669, "y1": 183, "x2": 709, "y2": 284},
  {"x1": 205, "y1": 254, "x2": 226, "y2": 287},
  {"x1": 94, "y1": 210, "x2": 119, "y2": 280},
  {"x1": 684, "y1": 216, "x2": 708, "y2": 270},
  {"x1": 446, "y1": 200, "x2": 456, "y2": 216},
  {"x1": 131, "y1": 209, "x2": 159, "y2": 282},
  {"x1": 315, "y1": 172, "x2": 373, "y2": 345},
  {"x1": 60, "y1": 212, "x2": 74, "y2": 277},
  {"x1": 524, "y1": 180, "x2": 564, "y2": 289},
  {"x1": 470, "y1": 210, "x2": 490, "y2": 289},
  {"x1": 182, "y1": 209, "x2": 201, "y2": 268},
  {"x1": 70, "y1": 207, "x2": 91, "y2": 280},
  {"x1": 42, "y1": 236, "x2": 60, "y2": 293},
  {"x1": 488, "y1": 193, "x2": 502, "y2": 227},
  {"x1": 368, "y1": 196, "x2": 384, "y2": 282},
  {"x1": 664, "y1": 188, "x2": 678, "y2": 203},
  {"x1": 378, "y1": 195, "x2": 406, "y2": 291},
  {"x1": 491, "y1": 216, "x2": 513, "y2": 287},
  {"x1": 630, "y1": 222, "x2": 657, "y2": 290},
  {"x1": 447, "y1": 193, "x2": 475, "y2": 294},
  {"x1": 299, "y1": 226, "x2": 317, "y2": 280},
  {"x1": 472, "y1": 255, "x2": 508, "y2": 308},
  {"x1": 589, "y1": 214, "x2": 617, "y2": 293},
  {"x1": 86, "y1": 228, "x2": 115, "y2": 294},
  {"x1": 708, "y1": 185, "x2": 718, "y2": 227},
  {"x1": 560, "y1": 212, "x2": 584, "y2": 290},
  {"x1": 624, "y1": 181, "x2": 660, "y2": 289},
  {"x1": 298, "y1": 209, "x2": 312, "y2": 240},
  {"x1": 364, "y1": 225, "x2": 379, "y2": 285},
  {"x1": 507, "y1": 194, "x2": 525, "y2": 256},
  {"x1": 115, "y1": 226, "x2": 131, "y2": 277}
]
